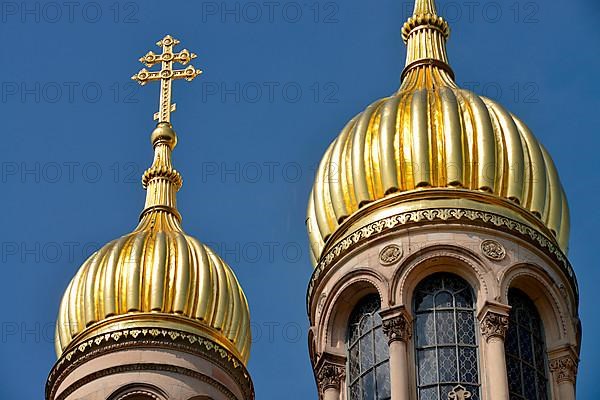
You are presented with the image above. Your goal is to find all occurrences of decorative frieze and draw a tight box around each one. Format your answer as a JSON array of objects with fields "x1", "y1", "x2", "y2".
[
  {"x1": 308, "y1": 208, "x2": 577, "y2": 308},
  {"x1": 46, "y1": 327, "x2": 253, "y2": 400},
  {"x1": 549, "y1": 355, "x2": 578, "y2": 384},
  {"x1": 382, "y1": 314, "x2": 412, "y2": 343},
  {"x1": 480, "y1": 311, "x2": 509, "y2": 341}
]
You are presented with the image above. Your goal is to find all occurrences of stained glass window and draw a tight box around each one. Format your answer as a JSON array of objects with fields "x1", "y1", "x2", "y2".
[
  {"x1": 505, "y1": 289, "x2": 549, "y2": 400},
  {"x1": 413, "y1": 273, "x2": 480, "y2": 400},
  {"x1": 347, "y1": 294, "x2": 390, "y2": 400}
]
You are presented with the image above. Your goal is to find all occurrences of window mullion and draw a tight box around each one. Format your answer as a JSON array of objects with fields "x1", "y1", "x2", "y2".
[
  {"x1": 453, "y1": 293, "x2": 460, "y2": 386},
  {"x1": 433, "y1": 301, "x2": 441, "y2": 400}
]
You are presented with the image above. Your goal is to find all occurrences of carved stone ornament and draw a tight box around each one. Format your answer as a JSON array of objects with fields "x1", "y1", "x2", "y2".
[
  {"x1": 317, "y1": 362, "x2": 345, "y2": 391},
  {"x1": 46, "y1": 327, "x2": 254, "y2": 400},
  {"x1": 480, "y1": 311, "x2": 509, "y2": 341},
  {"x1": 448, "y1": 385, "x2": 472, "y2": 400},
  {"x1": 382, "y1": 314, "x2": 412, "y2": 343},
  {"x1": 480, "y1": 239, "x2": 506, "y2": 261},
  {"x1": 549, "y1": 355, "x2": 578, "y2": 384},
  {"x1": 308, "y1": 208, "x2": 577, "y2": 304},
  {"x1": 379, "y1": 244, "x2": 403, "y2": 265}
]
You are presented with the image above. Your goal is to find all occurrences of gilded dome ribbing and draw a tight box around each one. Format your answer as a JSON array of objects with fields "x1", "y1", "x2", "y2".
[
  {"x1": 306, "y1": 0, "x2": 569, "y2": 264},
  {"x1": 55, "y1": 122, "x2": 251, "y2": 363}
]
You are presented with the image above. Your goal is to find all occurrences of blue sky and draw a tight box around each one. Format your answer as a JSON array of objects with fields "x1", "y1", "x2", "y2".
[{"x1": 0, "y1": 0, "x2": 599, "y2": 398}]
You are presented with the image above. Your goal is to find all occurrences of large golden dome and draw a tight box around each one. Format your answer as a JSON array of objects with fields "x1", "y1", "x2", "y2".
[
  {"x1": 55, "y1": 123, "x2": 251, "y2": 364},
  {"x1": 306, "y1": 0, "x2": 569, "y2": 264}
]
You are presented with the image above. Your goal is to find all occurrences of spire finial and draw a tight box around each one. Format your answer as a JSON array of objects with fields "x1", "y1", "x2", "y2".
[
  {"x1": 400, "y1": 0, "x2": 456, "y2": 89},
  {"x1": 132, "y1": 35, "x2": 202, "y2": 224},
  {"x1": 413, "y1": 0, "x2": 438, "y2": 15},
  {"x1": 132, "y1": 34, "x2": 202, "y2": 123}
]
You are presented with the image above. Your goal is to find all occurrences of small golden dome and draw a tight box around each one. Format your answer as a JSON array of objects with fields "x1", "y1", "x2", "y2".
[
  {"x1": 55, "y1": 123, "x2": 251, "y2": 364},
  {"x1": 306, "y1": 0, "x2": 569, "y2": 264}
]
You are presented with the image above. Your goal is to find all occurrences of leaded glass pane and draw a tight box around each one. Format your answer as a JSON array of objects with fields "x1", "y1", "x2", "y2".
[
  {"x1": 435, "y1": 291, "x2": 453, "y2": 308},
  {"x1": 349, "y1": 343, "x2": 360, "y2": 381},
  {"x1": 435, "y1": 311, "x2": 455, "y2": 344},
  {"x1": 438, "y1": 347, "x2": 458, "y2": 382},
  {"x1": 413, "y1": 273, "x2": 480, "y2": 400},
  {"x1": 440, "y1": 385, "x2": 454, "y2": 400},
  {"x1": 523, "y1": 366, "x2": 537, "y2": 398},
  {"x1": 349, "y1": 383, "x2": 361, "y2": 400},
  {"x1": 456, "y1": 311, "x2": 475, "y2": 345},
  {"x1": 520, "y1": 330, "x2": 534, "y2": 364},
  {"x1": 458, "y1": 347, "x2": 479, "y2": 384},
  {"x1": 374, "y1": 328, "x2": 388, "y2": 363},
  {"x1": 376, "y1": 363, "x2": 391, "y2": 399},
  {"x1": 419, "y1": 387, "x2": 437, "y2": 400},
  {"x1": 418, "y1": 348, "x2": 438, "y2": 385},
  {"x1": 455, "y1": 290, "x2": 473, "y2": 308},
  {"x1": 417, "y1": 313, "x2": 436, "y2": 347},
  {"x1": 504, "y1": 288, "x2": 549, "y2": 400},
  {"x1": 415, "y1": 291, "x2": 434, "y2": 311},
  {"x1": 465, "y1": 385, "x2": 480, "y2": 400},
  {"x1": 360, "y1": 334, "x2": 374, "y2": 369},
  {"x1": 346, "y1": 294, "x2": 390, "y2": 400},
  {"x1": 507, "y1": 356, "x2": 522, "y2": 394},
  {"x1": 360, "y1": 314, "x2": 374, "y2": 331},
  {"x1": 362, "y1": 371, "x2": 375, "y2": 400}
]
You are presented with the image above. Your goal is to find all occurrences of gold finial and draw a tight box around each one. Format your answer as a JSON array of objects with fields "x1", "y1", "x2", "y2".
[
  {"x1": 399, "y1": 0, "x2": 455, "y2": 88},
  {"x1": 413, "y1": 0, "x2": 438, "y2": 15},
  {"x1": 132, "y1": 34, "x2": 203, "y2": 123}
]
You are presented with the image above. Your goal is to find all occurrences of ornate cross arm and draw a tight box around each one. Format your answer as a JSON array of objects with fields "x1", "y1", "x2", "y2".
[
  {"x1": 131, "y1": 34, "x2": 202, "y2": 123},
  {"x1": 132, "y1": 66, "x2": 201, "y2": 85},
  {"x1": 139, "y1": 49, "x2": 196, "y2": 67}
]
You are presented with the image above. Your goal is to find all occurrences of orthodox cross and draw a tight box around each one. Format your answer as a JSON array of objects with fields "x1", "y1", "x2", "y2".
[{"x1": 131, "y1": 34, "x2": 202, "y2": 123}]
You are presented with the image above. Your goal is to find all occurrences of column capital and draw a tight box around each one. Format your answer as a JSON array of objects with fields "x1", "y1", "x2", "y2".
[
  {"x1": 548, "y1": 347, "x2": 579, "y2": 385},
  {"x1": 477, "y1": 301, "x2": 511, "y2": 342},
  {"x1": 315, "y1": 353, "x2": 346, "y2": 392},
  {"x1": 380, "y1": 306, "x2": 412, "y2": 343}
]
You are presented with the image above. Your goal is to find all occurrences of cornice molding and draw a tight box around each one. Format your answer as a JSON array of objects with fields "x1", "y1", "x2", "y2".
[
  {"x1": 308, "y1": 208, "x2": 576, "y2": 309},
  {"x1": 56, "y1": 363, "x2": 237, "y2": 400},
  {"x1": 46, "y1": 327, "x2": 253, "y2": 400}
]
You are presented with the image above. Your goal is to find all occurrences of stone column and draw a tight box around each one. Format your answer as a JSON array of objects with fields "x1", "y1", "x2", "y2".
[
  {"x1": 316, "y1": 356, "x2": 345, "y2": 400},
  {"x1": 549, "y1": 354, "x2": 578, "y2": 400},
  {"x1": 479, "y1": 304, "x2": 510, "y2": 400},
  {"x1": 380, "y1": 307, "x2": 412, "y2": 400}
]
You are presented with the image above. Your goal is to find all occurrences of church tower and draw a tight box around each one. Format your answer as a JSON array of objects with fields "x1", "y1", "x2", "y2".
[
  {"x1": 306, "y1": 1, "x2": 581, "y2": 400},
  {"x1": 46, "y1": 36, "x2": 254, "y2": 400}
]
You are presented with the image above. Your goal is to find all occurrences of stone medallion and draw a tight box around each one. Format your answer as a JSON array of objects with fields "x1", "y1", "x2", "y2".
[
  {"x1": 480, "y1": 239, "x2": 506, "y2": 261},
  {"x1": 379, "y1": 244, "x2": 403, "y2": 266}
]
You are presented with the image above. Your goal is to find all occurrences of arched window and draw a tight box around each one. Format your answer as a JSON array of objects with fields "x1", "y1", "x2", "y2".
[
  {"x1": 108, "y1": 384, "x2": 165, "y2": 400},
  {"x1": 413, "y1": 273, "x2": 480, "y2": 400},
  {"x1": 505, "y1": 288, "x2": 549, "y2": 400},
  {"x1": 347, "y1": 294, "x2": 390, "y2": 400}
]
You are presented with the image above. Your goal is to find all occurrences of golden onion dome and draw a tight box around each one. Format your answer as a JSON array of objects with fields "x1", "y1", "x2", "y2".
[
  {"x1": 55, "y1": 123, "x2": 251, "y2": 364},
  {"x1": 306, "y1": 0, "x2": 569, "y2": 264}
]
